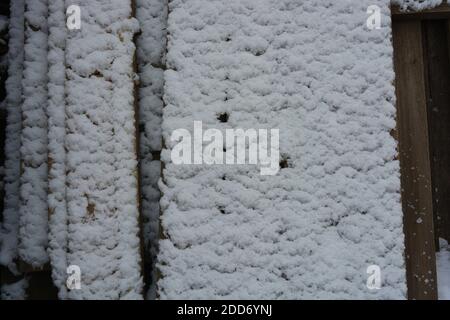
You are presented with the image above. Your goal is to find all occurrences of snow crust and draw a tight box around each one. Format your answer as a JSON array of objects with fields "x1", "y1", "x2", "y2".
[
  {"x1": 0, "y1": 278, "x2": 28, "y2": 300},
  {"x1": 391, "y1": 0, "x2": 443, "y2": 11},
  {"x1": 135, "y1": 0, "x2": 167, "y2": 299},
  {"x1": 47, "y1": 0, "x2": 67, "y2": 299},
  {"x1": 437, "y1": 239, "x2": 450, "y2": 300},
  {"x1": 0, "y1": 0, "x2": 24, "y2": 273},
  {"x1": 64, "y1": 0, "x2": 143, "y2": 299},
  {"x1": 19, "y1": 0, "x2": 49, "y2": 267},
  {"x1": 158, "y1": 0, "x2": 407, "y2": 299}
]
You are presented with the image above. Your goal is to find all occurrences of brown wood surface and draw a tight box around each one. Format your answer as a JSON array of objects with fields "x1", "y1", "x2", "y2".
[
  {"x1": 423, "y1": 20, "x2": 450, "y2": 248},
  {"x1": 393, "y1": 19, "x2": 438, "y2": 300}
]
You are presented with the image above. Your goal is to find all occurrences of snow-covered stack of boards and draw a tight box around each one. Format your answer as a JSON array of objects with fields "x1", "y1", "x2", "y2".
[
  {"x1": 158, "y1": 0, "x2": 445, "y2": 299},
  {"x1": 0, "y1": 0, "x2": 144, "y2": 299}
]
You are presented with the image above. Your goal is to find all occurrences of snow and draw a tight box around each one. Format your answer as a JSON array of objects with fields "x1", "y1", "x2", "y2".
[
  {"x1": 0, "y1": 278, "x2": 28, "y2": 300},
  {"x1": 135, "y1": 0, "x2": 167, "y2": 299},
  {"x1": 158, "y1": 0, "x2": 407, "y2": 299},
  {"x1": 0, "y1": 0, "x2": 447, "y2": 300},
  {"x1": 47, "y1": 0, "x2": 68, "y2": 299},
  {"x1": 18, "y1": 0, "x2": 49, "y2": 268},
  {"x1": 391, "y1": 0, "x2": 443, "y2": 11},
  {"x1": 437, "y1": 239, "x2": 450, "y2": 300},
  {"x1": 0, "y1": 0, "x2": 24, "y2": 273},
  {"x1": 64, "y1": 0, "x2": 143, "y2": 299}
]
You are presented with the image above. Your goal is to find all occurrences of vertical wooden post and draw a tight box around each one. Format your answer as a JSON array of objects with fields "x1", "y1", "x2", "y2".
[
  {"x1": 393, "y1": 19, "x2": 438, "y2": 300},
  {"x1": 423, "y1": 20, "x2": 450, "y2": 248}
]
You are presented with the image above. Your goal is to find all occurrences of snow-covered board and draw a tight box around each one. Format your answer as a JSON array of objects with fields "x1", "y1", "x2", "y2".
[
  {"x1": 63, "y1": 0, "x2": 143, "y2": 299},
  {"x1": 158, "y1": 0, "x2": 413, "y2": 299},
  {"x1": 47, "y1": 0, "x2": 67, "y2": 299},
  {"x1": 0, "y1": 0, "x2": 25, "y2": 273},
  {"x1": 19, "y1": 0, "x2": 49, "y2": 268}
]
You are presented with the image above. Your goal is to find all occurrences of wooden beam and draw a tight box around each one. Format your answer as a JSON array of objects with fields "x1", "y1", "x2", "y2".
[
  {"x1": 392, "y1": 3, "x2": 450, "y2": 20},
  {"x1": 393, "y1": 19, "x2": 438, "y2": 300},
  {"x1": 423, "y1": 20, "x2": 450, "y2": 248}
]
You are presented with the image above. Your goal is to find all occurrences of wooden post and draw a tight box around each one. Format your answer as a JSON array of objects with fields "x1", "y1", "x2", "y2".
[
  {"x1": 423, "y1": 20, "x2": 450, "y2": 248},
  {"x1": 392, "y1": 19, "x2": 438, "y2": 299}
]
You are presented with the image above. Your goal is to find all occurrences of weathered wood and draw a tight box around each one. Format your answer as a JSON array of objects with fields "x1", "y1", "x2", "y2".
[
  {"x1": 392, "y1": 4, "x2": 450, "y2": 20},
  {"x1": 423, "y1": 20, "x2": 450, "y2": 248},
  {"x1": 393, "y1": 19, "x2": 438, "y2": 300}
]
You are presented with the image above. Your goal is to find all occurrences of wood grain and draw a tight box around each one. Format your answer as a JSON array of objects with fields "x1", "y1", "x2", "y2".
[{"x1": 393, "y1": 19, "x2": 438, "y2": 300}]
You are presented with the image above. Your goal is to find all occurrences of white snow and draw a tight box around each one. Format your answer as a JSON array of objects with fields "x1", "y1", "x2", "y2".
[
  {"x1": 0, "y1": 0, "x2": 448, "y2": 300},
  {"x1": 47, "y1": 0, "x2": 68, "y2": 299},
  {"x1": 437, "y1": 239, "x2": 450, "y2": 300},
  {"x1": 135, "y1": 0, "x2": 167, "y2": 299},
  {"x1": 0, "y1": 0, "x2": 24, "y2": 273},
  {"x1": 18, "y1": 0, "x2": 49, "y2": 268},
  {"x1": 0, "y1": 278, "x2": 28, "y2": 300},
  {"x1": 391, "y1": 0, "x2": 443, "y2": 11},
  {"x1": 158, "y1": 0, "x2": 407, "y2": 299},
  {"x1": 64, "y1": 0, "x2": 143, "y2": 299}
]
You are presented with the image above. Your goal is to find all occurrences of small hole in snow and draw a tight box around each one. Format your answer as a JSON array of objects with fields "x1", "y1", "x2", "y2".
[
  {"x1": 279, "y1": 156, "x2": 290, "y2": 169},
  {"x1": 254, "y1": 50, "x2": 265, "y2": 56},
  {"x1": 217, "y1": 112, "x2": 229, "y2": 123}
]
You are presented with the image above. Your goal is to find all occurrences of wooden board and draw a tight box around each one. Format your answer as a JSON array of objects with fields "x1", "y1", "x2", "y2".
[
  {"x1": 423, "y1": 20, "x2": 450, "y2": 247},
  {"x1": 392, "y1": 19, "x2": 438, "y2": 300}
]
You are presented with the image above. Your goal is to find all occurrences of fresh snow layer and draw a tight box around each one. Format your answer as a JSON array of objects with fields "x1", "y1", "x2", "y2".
[
  {"x1": 437, "y1": 239, "x2": 450, "y2": 300},
  {"x1": 0, "y1": 0, "x2": 24, "y2": 273},
  {"x1": 391, "y1": 0, "x2": 443, "y2": 11},
  {"x1": 158, "y1": 0, "x2": 406, "y2": 299},
  {"x1": 19, "y1": 0, "x2": 49, "y2": 267},
  {"x1": 135, "y1": 0, "x2": 167, "y2": 299},
  {"x1": 64, "y1": 0, "x2": 143, "y2": 299},
  {"x1": 47, "y1": 0, "x2": 67, "y2": 299},
  {"x1": 0, "y1": 278, "x2": 28, "y2": 300}
]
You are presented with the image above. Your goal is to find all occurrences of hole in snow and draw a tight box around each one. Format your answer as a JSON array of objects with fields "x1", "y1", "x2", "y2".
[
  {"x1": 217, "y1": 112, "x2": 229, "y2": 123},
  {"x1": 279, "y1": 156, "x2": 291, "y2": 169}
]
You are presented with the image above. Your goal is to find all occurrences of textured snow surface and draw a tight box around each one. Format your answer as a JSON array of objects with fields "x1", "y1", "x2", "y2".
[
  {"x1": 47, "y1": 0, "x2": 67, "y2": 299},
  {"x1": 437, "y1": 239, "x2": 450, "y2": 300},
  {"x1": 64, "y1": 0, "x2": 143, "y2": 299},
  {"x1": 391, "y1": 0, "x2": 443, "y2": 11},
  {"x1": 0, "y1": 278, "x2": 28, "y2": 300},
  {"x1": 19, "y1": 0, "x2": 49, "y2": 267},
  {"x1": 158, "y1": 0, "x2": 406, "y2": 299},
  {"x1": 135, "y1": 0, "x2": 167, "y2": 299},
  {"x1": 0, "y1": 0, "x2": 24, "y2": 273}
]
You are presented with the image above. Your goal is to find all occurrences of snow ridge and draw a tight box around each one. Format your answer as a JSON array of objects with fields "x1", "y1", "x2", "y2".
[
  {"x1": 64, "y1": 0, "x2": 143, "y2": 299},
  {"x1": 135, "y1": 0, "x2": 167, "y2": 299},
  {"x1": 0, "y1": 0, "x2": 25, "y2": 272},
  {"x1": 19, "y1": 0, "x2": 49, "y2": 268},
  {"x1": 391, "y1": 0, "x2": 443, "y2": 11},
  {"x1": 47, "y1": 0, "x2": 67, "y2": 298}
]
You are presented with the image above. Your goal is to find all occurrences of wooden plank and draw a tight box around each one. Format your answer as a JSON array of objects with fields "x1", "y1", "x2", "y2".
[
  {"x1": 393, "y1": 19, "x2": 438, "y2": 300},
  {"x1": 423, "y1": 20, "x2": 450, "y2": 248},
  {"x1": 392, "y1": 4, "x2": 450, "y2": 20}
]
